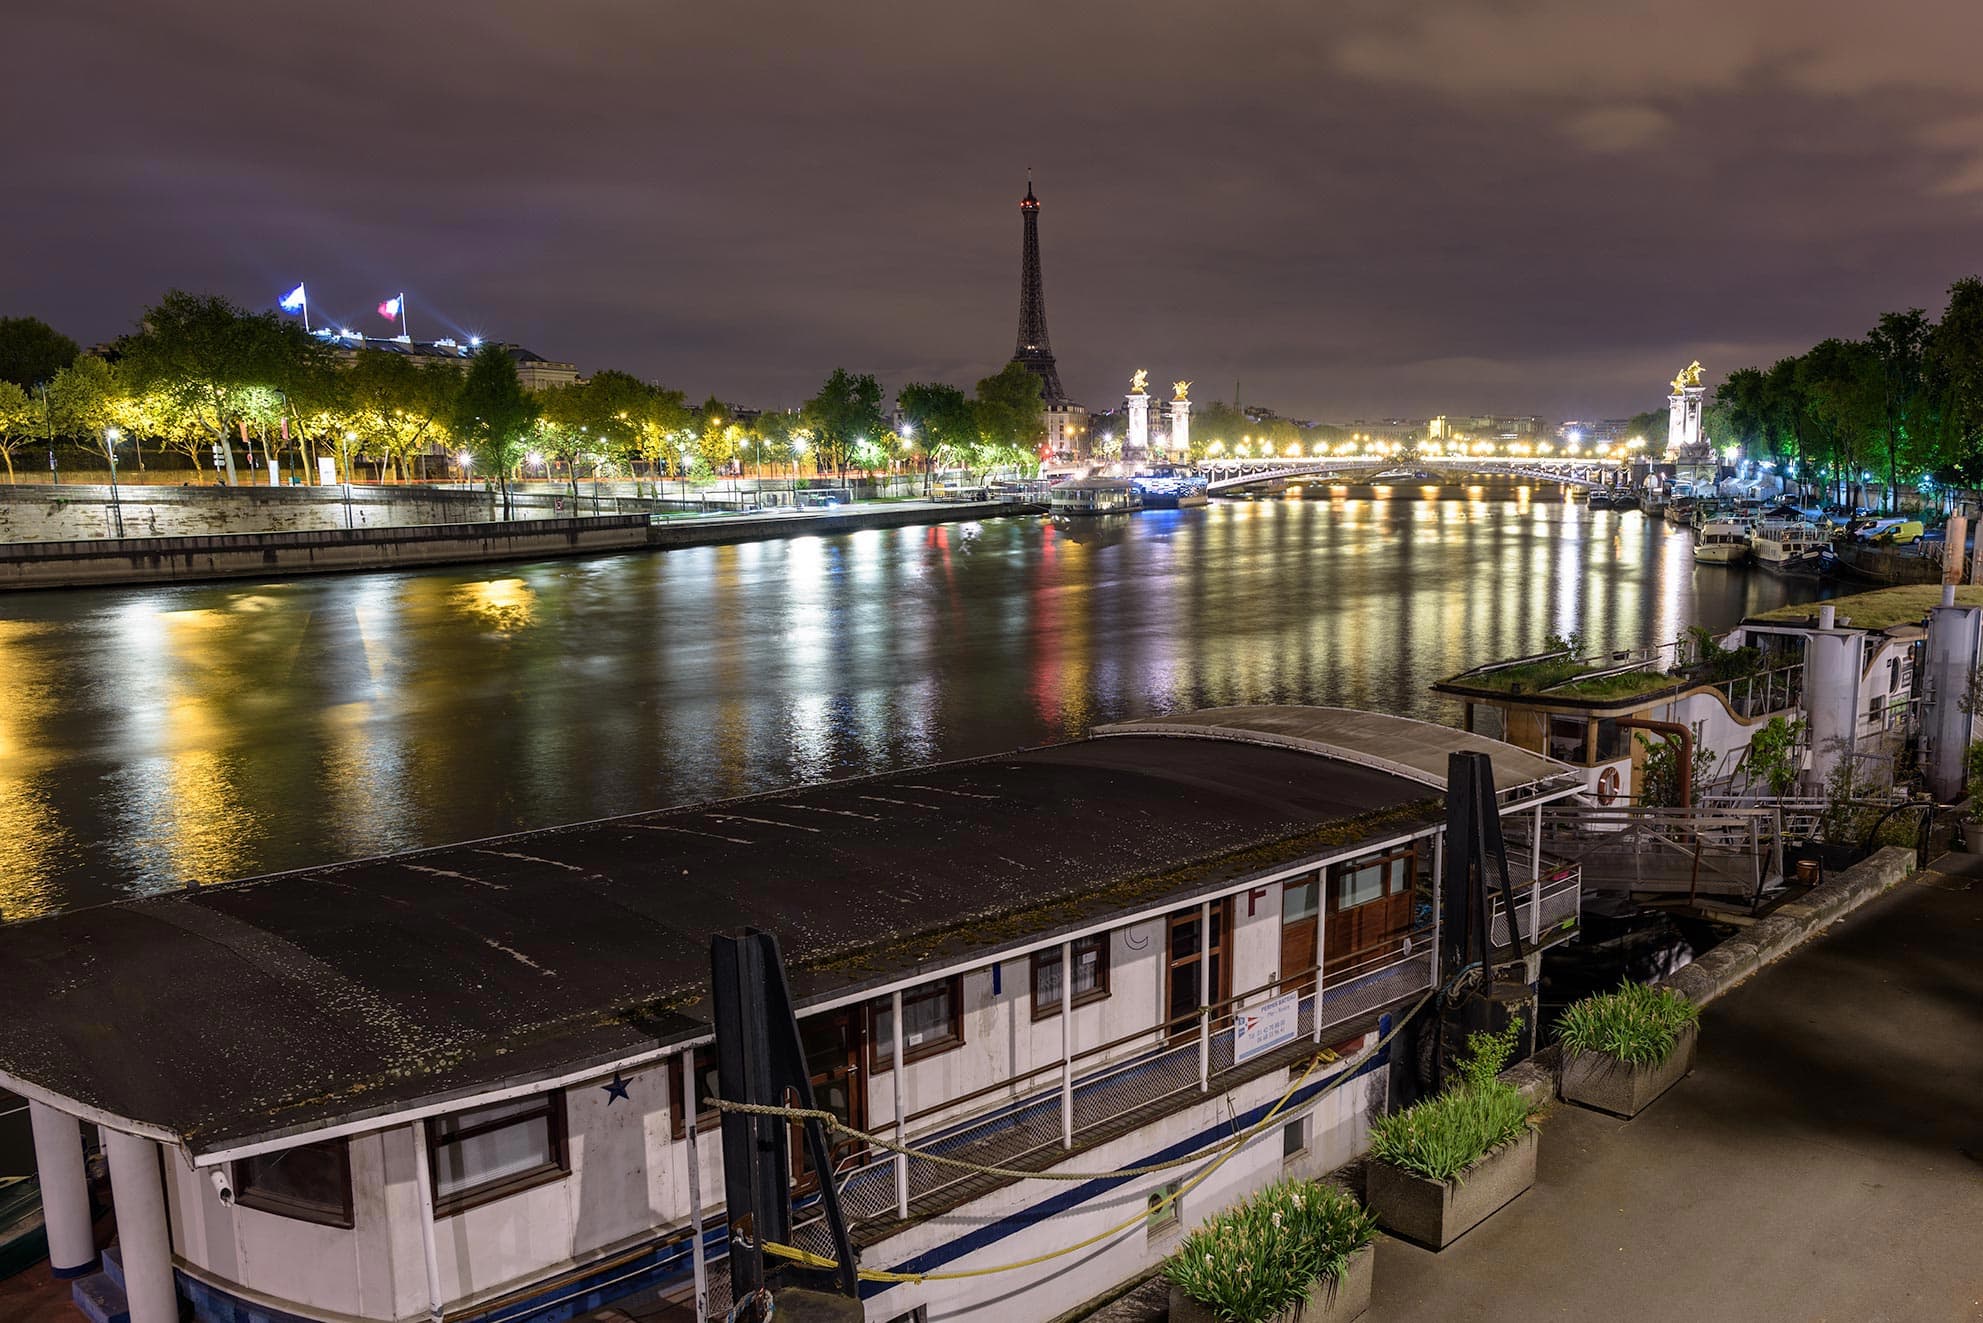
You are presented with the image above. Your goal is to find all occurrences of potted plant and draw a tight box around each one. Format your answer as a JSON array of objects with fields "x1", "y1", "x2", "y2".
[
  {"x1": 1556, "y1": 982, "x2": 1700, "y2": 1119},
  {"x1": 1164, "y1": 1178, "x2": 1378, "y2": 1323},
  {"x1": 1364, "y1": 1020, "x2": 1539, "y2": 1249}
]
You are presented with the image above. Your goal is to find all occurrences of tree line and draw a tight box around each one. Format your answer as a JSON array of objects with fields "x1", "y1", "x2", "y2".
[
  {"x1": 1710, "y1": 277, "x2": 1983, "y2": 510},
  {"x1": 0, "y1": 291, "x2": 1053, "y2": 491}
]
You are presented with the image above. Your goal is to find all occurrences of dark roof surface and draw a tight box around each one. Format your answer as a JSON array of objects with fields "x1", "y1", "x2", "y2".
[{"x1": 0, "y1": 732, "x2": 1437, "y2": 1156}]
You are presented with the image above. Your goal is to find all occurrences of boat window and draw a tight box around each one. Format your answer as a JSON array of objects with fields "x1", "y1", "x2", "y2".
[
  {"x1": 1031, "y1": 934, "x2": 1111, "y2": 1019},
  {"x1": 232, "y1": 1139, "x2": 353, "y2": 1228},
  {"x1": 1547, "y1": 715, "x2": 1588, "y2": 764},
  {"x1": 869, "y1": 975, "x2": 965, "y2": 1069},
  {"x1": 1334, "y1": 848, "x2": 1413, "y2": 910},
  {"x1": 427, "y1": 1092, "x2": 569, "y2": 1214},
  {"x1": 1281, "y1": 877, "x2": 1320, "y2": 923},
  {"x1": 1594, "y1": 718, "x2": 1632, "y2": 761}
]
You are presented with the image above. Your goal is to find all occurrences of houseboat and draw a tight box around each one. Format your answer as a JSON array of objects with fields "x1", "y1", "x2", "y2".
[
  {"x1": 1692, "y1": 520, "x2": 1752, "y2": 566},
  {"x1": 1434, "y1": 584, "x2": 1983, "y2": 813},
  {"x1": 1749, "y1": 520, "x2": 1831, "y2": 575},
  {"x1": 1048, "y1": 478, "x2": 1141, "y2": 515},
  {"x1": 0, "y1": 708, "x2": 1585, "y2": 1323}
]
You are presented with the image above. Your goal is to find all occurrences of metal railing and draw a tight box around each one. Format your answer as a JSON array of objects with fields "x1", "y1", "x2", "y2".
[
  {"x1": 826, "y1": 926, "x2": 1437, "y2": 1233},
  {"x1": 1489, "y1": 864, "x2": 1583, "y2": 953},
  {"x1": 1539, "y1": 804, "x2": 1780, "y2": 905},
  {"x1": 1705, "y1": 661, "x2": 1805, "y2": 719}
]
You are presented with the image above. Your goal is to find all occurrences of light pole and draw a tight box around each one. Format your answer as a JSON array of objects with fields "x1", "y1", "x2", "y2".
[{"x1": 104, "y1": 426, "x2": 124, "y2": 538}]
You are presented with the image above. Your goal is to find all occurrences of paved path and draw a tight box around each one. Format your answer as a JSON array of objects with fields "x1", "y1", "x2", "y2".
[{"x1": 1369, "y1": 862, "x2": 1983, "y2": 1323}]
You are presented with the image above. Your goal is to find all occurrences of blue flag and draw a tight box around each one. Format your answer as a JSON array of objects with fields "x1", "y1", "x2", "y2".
[{"x1": 278, "y1": 283, "x2": 307, "y2": 314}]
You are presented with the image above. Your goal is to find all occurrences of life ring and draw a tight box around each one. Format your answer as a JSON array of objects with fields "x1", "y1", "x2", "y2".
[{"x1": 1596, "y1": 766, "x2": 1621, "y2": 806}]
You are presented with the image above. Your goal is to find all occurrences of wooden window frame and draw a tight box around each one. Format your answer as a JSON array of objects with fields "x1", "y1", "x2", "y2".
[
  {"x1": 1331, "y1": 847, "x2": 1415, "y2": 912},
  {"x1": 1030, "y1": 934, "x2": 1112, "y2": 1020},
  {"x1": 866, "y1": 975, "x2": 964, "y2": 1073},
  {"x1": 425, "y1": 1092, "x2": 569, "y2": 1217},
  {"x1": 230, "y1": 1139, "x2": 355, "y2": 1229}
]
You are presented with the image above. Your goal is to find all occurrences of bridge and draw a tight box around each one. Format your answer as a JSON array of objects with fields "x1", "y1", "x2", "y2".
[{"x1": 1192, "y1": 456, "x2": 1618, "y2": 492}]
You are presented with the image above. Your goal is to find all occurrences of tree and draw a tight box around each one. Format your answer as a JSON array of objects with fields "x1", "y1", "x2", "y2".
[
  {"x1": 343, "y1": 350, "x2": 455, "y2": 482},
  {"x1": 47, "y1": 356, "x2": 124, "y2": 468},
  {"x1": 451, "y1": 345, "x2": 537, "y2": 517},
  {"x1": 801, "y1": 370, "x2": 884, "y2": 481},
  {"x1": 971, "y1": 361, "x2": 1046, "y2": 461},
  {"x1": 1866, "y1": 309, "x2": 1930, "y2": 511},
  {"x1": 0, "y1": 380, "x2": 36, "y2": 481},
  {"x1": 896, "y1": 381, "x2": 974, "y2": 491},
  {"x1": 1926, "y1": 278, "x2": 1983, "y2": 489},
  {"x1": 119, "y1": 290, "x2": 327, "y2": 484},
  {"x1": 0, "y1": 316, "x2": 79, "y2": 390}
]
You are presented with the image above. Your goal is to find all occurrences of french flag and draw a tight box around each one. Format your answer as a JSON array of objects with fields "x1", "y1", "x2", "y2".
[{"x1": 377, "y1": 294, "x2": 403, "y2": 321}]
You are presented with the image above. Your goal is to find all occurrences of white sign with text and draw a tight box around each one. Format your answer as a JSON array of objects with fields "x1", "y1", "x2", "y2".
[{"x1": 1233, "y1": 990, "x2": 1301, "y2": 1064}]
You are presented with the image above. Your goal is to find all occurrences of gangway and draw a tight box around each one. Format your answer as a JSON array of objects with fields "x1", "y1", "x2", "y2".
[{"x1": 1537, "y1": 804, "x2": 1785, "y2": 909}]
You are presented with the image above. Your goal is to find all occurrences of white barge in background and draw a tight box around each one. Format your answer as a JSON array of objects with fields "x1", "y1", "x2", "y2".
[{"x1": 0, "y1": 709, "x2": 1584, "y2": 1323}]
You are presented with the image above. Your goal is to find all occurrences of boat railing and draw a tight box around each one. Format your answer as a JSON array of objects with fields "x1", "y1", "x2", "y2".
[{"x1": 825, "y1": 925, "x2": 1439, "y2": 1232}]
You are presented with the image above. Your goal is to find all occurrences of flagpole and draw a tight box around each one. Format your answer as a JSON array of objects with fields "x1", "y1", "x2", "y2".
[
  {"x1": 301, "y1": 285, "x2": 311, "y2": 334},
  {"x1": 400, "y1": 292, "x2": 409, "y2": 340}
]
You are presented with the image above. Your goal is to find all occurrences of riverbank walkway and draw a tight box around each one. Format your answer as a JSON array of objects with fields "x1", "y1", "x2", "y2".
[{"x1": 1369, "y1": 854, "x2": 1982, "y2": 1322}]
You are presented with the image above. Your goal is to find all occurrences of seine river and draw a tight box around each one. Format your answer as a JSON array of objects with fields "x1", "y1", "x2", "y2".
[{"x1": 0, "y1": 495, "x2": 1828, "y2": 920}]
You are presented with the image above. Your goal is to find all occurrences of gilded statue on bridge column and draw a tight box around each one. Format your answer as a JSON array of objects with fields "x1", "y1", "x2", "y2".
[{"x1": 1670, "y1": 360, "x2": 1705, "y2": 393}]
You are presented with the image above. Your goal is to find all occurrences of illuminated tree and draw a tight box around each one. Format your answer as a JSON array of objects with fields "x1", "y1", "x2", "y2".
[
  {"x1": 119, "y1": 290, "x2": 329, "y2": 480},
  {"x1": 343, "y1": 351, "x2": 456, "y2": 482},
  {"x1": 451, "y1": 345, "x2": 538, "y2": 517},
  {"x1": 0, "y1": 380, "x2": 36, "y2": 481},
  {"x1": 1926, "y1": 278, "x2": 1983, "y2": 488},
  {"x1": 802, "y1": 370, "x2": 885, "y2": 481},
  {"x1": 46, "y1": 356, "x2": 124, "y2": 468},
  {"x1": 1866, "y1": 309, "x2": 1930, "y2": 511},
  {"x1": 896, "y1": 382, "x2": 973, "y2": 492}
]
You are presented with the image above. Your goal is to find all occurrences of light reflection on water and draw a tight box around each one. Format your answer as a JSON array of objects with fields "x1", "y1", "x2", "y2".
[{"x1": 0, "y1": 499, "x2": 1827, "y2": 920}]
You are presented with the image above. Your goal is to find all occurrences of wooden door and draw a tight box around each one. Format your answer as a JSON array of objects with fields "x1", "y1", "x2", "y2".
[
  {"x1": 1280, "y1": 875, "x2": 1321, "y2": 997},
  {"x1": 1165, "y1": 899, "x2": 1234, "y2": 1039},
  {"x1": 793, "y1": 1008, "x2": 866, "y2": 1189},
  {"x1": 1323, "y1": 848, "x2": 1416, "y2": 980}
]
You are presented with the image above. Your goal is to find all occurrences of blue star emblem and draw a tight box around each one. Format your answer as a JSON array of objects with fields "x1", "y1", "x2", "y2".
[{"x1": 603, "y1": 1073, "x2": 631, "y2": 1104}]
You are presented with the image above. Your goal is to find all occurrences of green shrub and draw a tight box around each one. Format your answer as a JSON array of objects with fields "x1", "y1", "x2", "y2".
[
  {"x1": 1163, "y1": 1178, "x2": 1376, "y2": 1323},
  {"x1": 1555, "y1": 982, "x2": 1700, "y2": 1067},
  {"x1": 1367, "y1": 1020, "x2": 1535, "y2": 1182}
]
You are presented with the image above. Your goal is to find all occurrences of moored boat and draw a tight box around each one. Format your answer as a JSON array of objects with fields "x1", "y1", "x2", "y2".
[
  {"x1": 1049, "y1": 477, "x2": 1141, "y2": 514},
  {"x1": 1693, "y1": 521, "x2": 1751, "y2": 566},
  {"x1": 1750, "y1": 520, "x2": 1831, "y2": 575}
]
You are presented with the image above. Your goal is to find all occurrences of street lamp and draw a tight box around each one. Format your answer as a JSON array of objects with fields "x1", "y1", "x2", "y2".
[{"x1": 104, "y1": 426, "x2": 124, "y2": 538}]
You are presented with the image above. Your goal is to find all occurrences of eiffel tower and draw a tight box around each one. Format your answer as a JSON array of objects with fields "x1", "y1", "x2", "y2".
[{"x1": 1010, "y1": 175, "x2": 1068, "y2": 405}]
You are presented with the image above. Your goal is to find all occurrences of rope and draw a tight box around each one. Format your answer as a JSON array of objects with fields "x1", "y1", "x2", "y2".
[{"x1": 730, "y1": 986, "x2": 1434, "y2": 1285}]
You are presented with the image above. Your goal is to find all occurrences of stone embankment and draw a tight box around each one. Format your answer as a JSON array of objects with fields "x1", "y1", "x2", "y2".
[{"x1": 0, "y1": 501, "x2": 1042, "y2": 590}]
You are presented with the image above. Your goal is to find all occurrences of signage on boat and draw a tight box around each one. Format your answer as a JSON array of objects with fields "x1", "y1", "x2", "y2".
[{"x1": 1235, "y1": 990, "x2": 1301, "y2": 1063}]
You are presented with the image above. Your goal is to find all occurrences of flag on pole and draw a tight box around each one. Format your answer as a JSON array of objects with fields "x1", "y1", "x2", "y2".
[
  {"x1": 278, "y1": 283, "x2": 308, "y2": 314},
  {"x1": 377, "y1": 294, "x2": 403, "y2": 321}
]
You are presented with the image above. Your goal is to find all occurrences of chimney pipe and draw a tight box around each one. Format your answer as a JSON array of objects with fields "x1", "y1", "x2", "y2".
[{"x1": 1818, "y1": 604, "x2": 1836, "y2": 630}]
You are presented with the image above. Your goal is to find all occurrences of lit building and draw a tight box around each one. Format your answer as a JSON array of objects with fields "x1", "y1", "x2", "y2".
[{"x1": 317, "y1": 331, "x2": 579, "y2": 391}]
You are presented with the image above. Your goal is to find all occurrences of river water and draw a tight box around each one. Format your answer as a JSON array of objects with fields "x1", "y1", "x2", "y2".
[{"x1": 0, "y1": 495, "x2": 1827, "y2": 920}]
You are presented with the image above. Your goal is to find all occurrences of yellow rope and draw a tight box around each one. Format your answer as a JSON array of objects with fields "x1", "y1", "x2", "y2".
[{"x1": 737, "y1": 989, "x2": 1432, "y2": 1285}]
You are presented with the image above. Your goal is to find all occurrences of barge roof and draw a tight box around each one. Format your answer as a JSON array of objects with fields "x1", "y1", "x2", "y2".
[{"x1": 0, "y1": 707, "x2": 1567, "y2": 1159}]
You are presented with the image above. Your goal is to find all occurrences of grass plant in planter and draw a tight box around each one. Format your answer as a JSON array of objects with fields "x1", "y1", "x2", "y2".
[
  {"x1": 1364, "y1": 1020, "x2": 1539, "y2": 1249},
  {"x1": 1164, "y1": 1178, "x2": 1378, "y2": 1323},
  {"x1": 1556, "y1": 981, "x2": 1700, "y2": 1118}
]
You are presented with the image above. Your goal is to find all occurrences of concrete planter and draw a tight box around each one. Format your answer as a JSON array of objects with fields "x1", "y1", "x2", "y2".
[
  {"x1": 1169, "y1": 1243, "x2": 1375, "y2": 1323},
  {"x1": 1561, "y1": 1022, "x2": 1697, "y2": 1119},
  {"x1": 1365, "y1": 1127, "x2": 1537, "y2": 1250}
]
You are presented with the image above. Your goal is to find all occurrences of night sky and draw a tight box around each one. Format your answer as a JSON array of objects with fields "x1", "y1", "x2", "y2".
[{"x1": 11, "y1": 0, "x2": 1982, "y2": 420}]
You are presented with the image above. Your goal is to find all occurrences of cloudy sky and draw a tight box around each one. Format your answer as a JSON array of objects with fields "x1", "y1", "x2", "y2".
[{"x1": 9, "y1": 0, "x2": 1982, "y2": 420}]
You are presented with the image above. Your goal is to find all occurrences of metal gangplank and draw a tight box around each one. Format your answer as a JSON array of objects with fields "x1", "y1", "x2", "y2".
[{"x1": 1537, "y1": 804, "x2": 1783, "y2": 908}]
